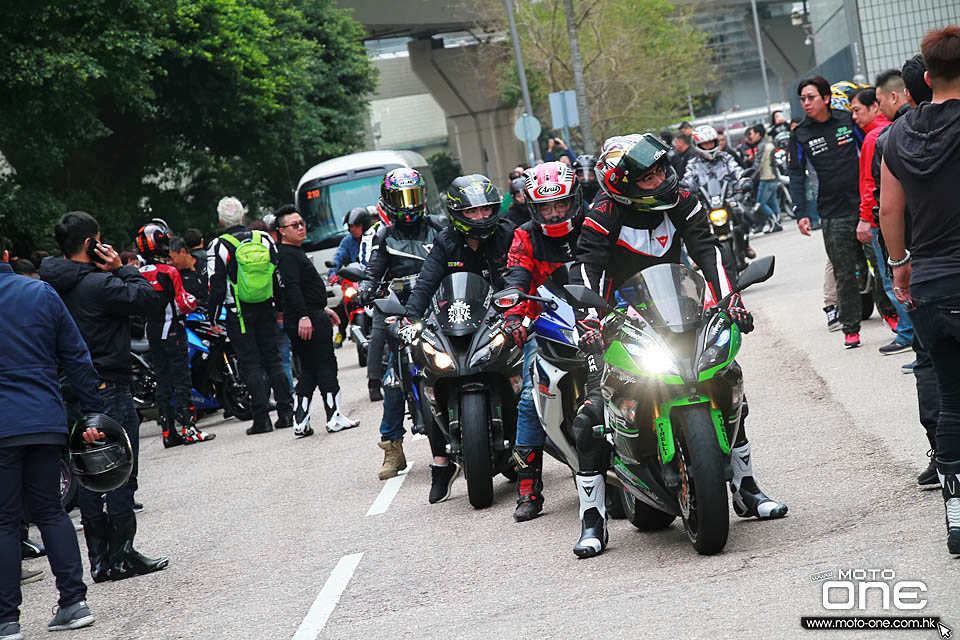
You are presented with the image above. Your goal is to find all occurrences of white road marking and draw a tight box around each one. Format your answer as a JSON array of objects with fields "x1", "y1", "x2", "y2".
[
  {"x1": 292, "y1": 552, "x2": 364, "y2": 640},
  {"x1": 366, "y1": 462, "x2": 414, "y2": 516}
]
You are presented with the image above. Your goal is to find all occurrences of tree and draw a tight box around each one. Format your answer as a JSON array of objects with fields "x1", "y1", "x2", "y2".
[
  {"x1": 478, "y1": 0, "x2": 712, "y2": 151},
  {"x1": 0, "y1": 0, "x2": 376, "y2": 254},
  {"x1": 427, "y1": 152, "x2": 463, "y2": 194}
]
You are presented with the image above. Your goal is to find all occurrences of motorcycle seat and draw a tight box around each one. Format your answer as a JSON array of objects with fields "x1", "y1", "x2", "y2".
[{"x1": 131, "y1": 338, "x2": 151, "y2": 353}]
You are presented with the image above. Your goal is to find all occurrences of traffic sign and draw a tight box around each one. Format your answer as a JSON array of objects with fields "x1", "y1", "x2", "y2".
[{"x1": 513, "y1": 113, "x2": 542, "y2": 142}]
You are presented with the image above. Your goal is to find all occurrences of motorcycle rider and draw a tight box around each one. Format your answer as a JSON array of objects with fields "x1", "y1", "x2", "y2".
[
  {"x1": 402, "y1": 175, "x2": 516, "y2": 503},
  {"x1": 569, "y1": 133, "x2": 788, "y2": 558},
  {"x1": 502, "y1": 177, "x2": 530, "y2": 227},
  {"x1": 329, "y1": 207, "x2": 373, "y2": 345},
  {"x1": 357, "y1": 168, "x2": 445, "y2": 480},
  {"x1": 501, "y1": 161, "x2": 586, "y2": 521},
  {"x1": 573, "y1": 154, "x2": 600, "y2": 203},
  {"x1": 683, "y1": 125, "x2": 757, "y2": 264},
  {"x1": 136, "y1": 220, "x2": 216, "y2": 447}
]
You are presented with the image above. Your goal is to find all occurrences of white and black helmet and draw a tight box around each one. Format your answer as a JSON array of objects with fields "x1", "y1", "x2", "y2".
[{"x1": 692, "y1": 125, "x2": 721, "y2": 160}]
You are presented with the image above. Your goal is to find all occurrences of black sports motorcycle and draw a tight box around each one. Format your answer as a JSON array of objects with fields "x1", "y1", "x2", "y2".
[{"x1": 376, "y1": 272, "x2": 524, "y2": 509}]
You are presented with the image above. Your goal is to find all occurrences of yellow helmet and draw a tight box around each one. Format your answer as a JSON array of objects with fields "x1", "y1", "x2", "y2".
[{"x1": 830, "y1": 80, "x2": 868, "y2": 112}]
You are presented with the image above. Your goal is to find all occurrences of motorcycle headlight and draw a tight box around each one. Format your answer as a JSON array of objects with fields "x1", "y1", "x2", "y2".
[
  {"x1": 468, "y1": 331, "x2": 507, "y2": 368},
  {"x1": 625, "y1": 341, "x2": 680, "y2": 376},
  {"x1": 709, "y1": 209, "x2": 729, "y2": 226},
  {"x1": 343, "y1": 286, "x2": 357, "y2": 300},
  {"x1": 433, "y1": 351, "x2": 455, "y2": 370}
]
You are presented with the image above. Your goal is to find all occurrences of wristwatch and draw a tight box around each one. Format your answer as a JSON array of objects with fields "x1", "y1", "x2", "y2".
[{"x1": 887, "y1": 249, "x2": 911, "y2": 267}]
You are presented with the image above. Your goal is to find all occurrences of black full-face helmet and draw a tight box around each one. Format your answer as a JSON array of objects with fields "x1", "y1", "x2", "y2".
[
  {"x1": 69, "y1": 413, "x2": 134, "y2": 493},
  {"x1": 595, "y1": 133, "x2": 680, "y2": 211},
  {"x1": 343, "y1": 207, "x2": 372, "y2": 231},
  {"x1": 444, "y1": 174, "x2": 502, "y2": 239}
]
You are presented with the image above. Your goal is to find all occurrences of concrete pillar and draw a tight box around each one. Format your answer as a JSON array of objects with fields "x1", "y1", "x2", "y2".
[{"x1": 407, "y1": 38, "x2": 527, "y2": 190}]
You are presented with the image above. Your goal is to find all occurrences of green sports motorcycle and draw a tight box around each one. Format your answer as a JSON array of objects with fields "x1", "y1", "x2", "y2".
[{"x1": 564, "y1": 256, "x2": 774, "y2": 555}]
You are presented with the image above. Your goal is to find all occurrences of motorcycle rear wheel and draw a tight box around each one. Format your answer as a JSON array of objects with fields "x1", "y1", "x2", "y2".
[
  {"x1": 677, "y1": 406, "x2": 730, "y2": 555},
  {"x1": 622, "y1": 486, "x2": 676, "y2": 531},
  {"x1": 221, "y1": 380, "x2": 253, "y2": 422},
  {"x1": 461, "y1": 391, "x2": 494, "y2": 509},
  {"x1": 59, "y1": 455, "x2": 77, "y2": 512}
]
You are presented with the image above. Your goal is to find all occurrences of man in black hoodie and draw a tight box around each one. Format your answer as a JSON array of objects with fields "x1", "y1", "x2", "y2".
[
  {"x1": 879, "y1": 25, "x2": 960, "y2": 556},
  {"x1": 38, "y1": 211, "x2": 169, "y2": 582}
]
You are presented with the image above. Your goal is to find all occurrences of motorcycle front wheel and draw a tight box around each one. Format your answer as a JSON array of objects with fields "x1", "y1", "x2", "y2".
[
  {"x1": 460, "y1": 391, "x2": 494, "y2": 509},
  {"x1": 676, "y1": 406, "x2": 730, "y2": 555}
]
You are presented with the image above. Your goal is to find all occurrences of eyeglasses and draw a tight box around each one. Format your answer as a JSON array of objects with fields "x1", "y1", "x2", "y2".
[
  {"x1": 281, "y1": 221, "x2": 305, "y2": 229},
  {"x1": 799, "y1": 95, "x2": 820, "y2": 103}
]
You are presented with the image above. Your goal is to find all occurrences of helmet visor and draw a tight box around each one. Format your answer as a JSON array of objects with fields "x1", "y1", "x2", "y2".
[
  {"x1": 622, "y1": 136, "x2": 670, "y2": 176},
  {"x1": 383, "y1": 186, "x2": 425, "y2": 212},
  {"x1": 531, "y1": 196, "x2": 575, "y2": 226},
  {"x1": 449, "y1": 181, "x2": 502, "y2": 210},
  {"x1": 71, "y1": 443, "x2": 130, "y2": 476}
]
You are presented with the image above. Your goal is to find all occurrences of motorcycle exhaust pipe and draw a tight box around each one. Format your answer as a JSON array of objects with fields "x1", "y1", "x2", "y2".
[{"x1": 605, "y1": 469, "x2": 624, "y2": 489}]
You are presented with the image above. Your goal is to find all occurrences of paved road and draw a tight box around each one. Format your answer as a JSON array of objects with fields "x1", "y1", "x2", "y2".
[{"x1": 18, "y1": 223, "x2": 959, "y2": 640}]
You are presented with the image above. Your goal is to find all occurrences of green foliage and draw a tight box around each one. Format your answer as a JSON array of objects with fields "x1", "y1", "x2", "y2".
[
  {"x1": 427, "y1": 152, "x2": 463, "y2": 194},
  {"x1": 0, "y1": 0, "x2": 376, "y2": 255},
  {"x1": 490, "y1": 0, "x2": 713, "y2": 148}
]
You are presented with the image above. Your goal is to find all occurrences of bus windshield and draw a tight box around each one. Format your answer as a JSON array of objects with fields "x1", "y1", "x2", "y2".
[{"x1": 298, "y1": 174, "x2": 384, "y2": 250}]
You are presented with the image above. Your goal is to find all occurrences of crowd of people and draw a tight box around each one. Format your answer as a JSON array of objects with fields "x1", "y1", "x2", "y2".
[{"x1": 2, "y1": 23, "x2": 959, "y2": 640}]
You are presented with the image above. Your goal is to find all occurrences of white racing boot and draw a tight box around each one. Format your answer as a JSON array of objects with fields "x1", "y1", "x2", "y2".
[
  {"x1": 324, "y1": 391, "x2": 359, "y2": 433},
  {"x1": 730, "y1": 442, "x2": 788, "y2": 519},
  {"x1": 573, "y1": 473, "x2": 608, "y2": 558}
]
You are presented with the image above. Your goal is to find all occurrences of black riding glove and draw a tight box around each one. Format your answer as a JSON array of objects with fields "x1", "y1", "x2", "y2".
[
  {"x1": 724, "y1": 293, "x2": 754, "y2": 334},
  {"x1": 576, "y1": 317, "x2": 603, "y2": 354}
]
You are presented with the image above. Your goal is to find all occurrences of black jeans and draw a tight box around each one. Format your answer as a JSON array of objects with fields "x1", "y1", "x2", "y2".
[
  {"x1": 911, "y1": 277, "x2": 960, "y2": 462},
  {"x1": 913, "y1": 334, "x2": 940, "y2": 451},
  {"x1": 148, "y1": 322, "x2": 191, "y2": 412},
  {"x1": 286, "y1": 310, "x2": 339, "y2": 401},
  {"x1": 77, "y1": 381, "x2": 140, "y2": 519},
  {"x1": 0, "y1": 445, "x2": 87, "y2": 623},
  {"x1": 226, "y1": 304, "x2": 294, "y2": 420},
  {"x1": 821, "y1": 216, "x2": 862, "y2": 334}
]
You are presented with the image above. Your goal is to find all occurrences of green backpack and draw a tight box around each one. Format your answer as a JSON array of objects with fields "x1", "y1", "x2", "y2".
[{"x1": 220, "y1": 231, "x2": 275, "y2": 320}]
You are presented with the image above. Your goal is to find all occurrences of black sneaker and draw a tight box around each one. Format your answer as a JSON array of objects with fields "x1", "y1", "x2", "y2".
[
  {"x1": 368, "y1": 381, "x2": 383, "y2": 402},
  {"x1": 47, "y1": 600, "x2": 94, "y2": 631},
  {"x1": 823, "y1": 305, "x2": 841, "y2": 332},
  {"x1": 20, "y1": 568, "x2": 43, "y2": 585},
  {"x1": 132, "y1": 501, "x2": 144, "y2": 513},
  {"x1": 428, "y1": 463, "x2": 461, "y2": 504},
  {"x1": 919, "y1": 450, "x2": 939, "y2": 487},
  {"x1": 878, "y1": 340, "x2": 913, "y2": 356},
  {"x1": 245, "y1": 416, "x2": 273, "y2": 436}
]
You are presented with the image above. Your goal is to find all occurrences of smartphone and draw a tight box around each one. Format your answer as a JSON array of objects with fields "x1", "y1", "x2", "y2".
[{"x1": 86, "y1": 237, "x2": 106, "y2": 264}]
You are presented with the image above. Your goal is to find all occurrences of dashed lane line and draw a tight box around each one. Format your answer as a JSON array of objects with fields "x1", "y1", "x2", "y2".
[
  {"x1": 291, "y1": 552, "x2": 364, "y2": 640},
  {"x1": 365, "y1": 462, "x2": 414, "y2": 516}
]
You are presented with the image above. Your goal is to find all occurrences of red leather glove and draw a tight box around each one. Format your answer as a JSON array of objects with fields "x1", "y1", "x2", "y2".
[
  {"x1": 724, "y1": 293, "x2": 754, "y2": 334},
  {"x1": 329, "y1": 274, "x2": 340, "y2": 285},
  {"x1": 576, "y1": 317, "x2": 603, "y2": 353},
  {"x1": 503, "y1": 316, "x2": 528, "y2": 348}
]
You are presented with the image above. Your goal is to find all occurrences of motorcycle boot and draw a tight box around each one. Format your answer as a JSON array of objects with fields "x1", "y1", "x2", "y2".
[
  {"x1": 574, "y1": 473, "x2": 608, "y2": 558},
  {"x1": 937, "y1": 459, "x2": 960, "y2": 554},
  {"x1": 20, "y1": 524, "x2": 45, "y2": 558},
  {"x1": 378, "y1": 438, "x2": 407, "y2": 480},
  {"x1": 730, "y1": 442, "x2": 788, "y2": 519},
  {"x1": 105, "y1": 512, "x2": 169, "y2": 581},
  {"x1": 368, "y1": 380, "x2": 383, "y2": 402},
  {"x1": 294, "y1": 394, "x2": 315, "y2": 438},
  {"x1": 178, "y1": 406, "x2": 215, "y2": 444},
  {"x1": 81, "y1": 515, "x2": 111, "y2": 583},
  {"x1": 159, "y1": 405, "x2": 184, "y2": 448},
  {"x1": 323, "y1": 391, "x2": 359, "y2": 433},
  {"x1": 513, "y1": 446, "x2": 544, "y2": 522},
  {"x1": 245, "y1": 414, "x2": 274, "y2": 436}
]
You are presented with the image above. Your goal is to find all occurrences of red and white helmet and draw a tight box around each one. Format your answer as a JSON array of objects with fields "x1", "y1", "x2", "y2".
[
  {"x1": 692, "y1": 125, "x2": 721, "y2": 160},
  {"x1": 522, "y1": 161, "x2": 582, "y2": 237}
]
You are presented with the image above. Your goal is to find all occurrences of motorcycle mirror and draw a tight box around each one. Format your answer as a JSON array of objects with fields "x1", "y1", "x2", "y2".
[
  {"x1": 324, "y1": 260, "x2": 335, "y2": 268},
  {"x1": 563, "y1": 285, "x2": 610, "y2": 312},
  {"x1": 492, "y1": 289, "x2": 521, "y2": 311},
  {"x1": 337, "y1": 265, "x2": 366, "y2": 282},
  {"x1": 373, "y1": 292, "x2": 408, "y2": 317},
  {"x1": 736, "y1": 255, "x2": 775, "y2": 291}
]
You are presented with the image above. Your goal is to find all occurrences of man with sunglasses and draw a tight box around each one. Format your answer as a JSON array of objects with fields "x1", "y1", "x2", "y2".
[
  {"x1": 567, "y1": 134, "x2": 787, "y2": 558},
  {"x1": 788, "y1": 75, "x2": 863, "y2": 349}
]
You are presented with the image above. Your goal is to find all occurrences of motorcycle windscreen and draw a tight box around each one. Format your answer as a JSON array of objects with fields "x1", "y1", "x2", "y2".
[
  {"x1": 431, "y1": 271, "x2": 492, "y2": 337},
  {"x1": 617, "y1": 263, "x2": 706, "y2": 334}
]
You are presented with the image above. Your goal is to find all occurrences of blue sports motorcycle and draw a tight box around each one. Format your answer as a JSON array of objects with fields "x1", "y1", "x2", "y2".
[{"x1": 131, "y1": 309, "x2": 252, "y2": 421}]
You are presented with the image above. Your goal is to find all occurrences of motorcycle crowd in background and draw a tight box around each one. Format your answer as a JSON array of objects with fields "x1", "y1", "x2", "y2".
[{"x1": 6, "y1": 25, "x2": 960, "y2": 640}]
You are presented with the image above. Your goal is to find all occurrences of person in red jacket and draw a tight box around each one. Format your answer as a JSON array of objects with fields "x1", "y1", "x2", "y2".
[
  {"x1": 851, "y1": 87, "x2": 914, "y2": 354},
  {"x1": 501, "y1": 161, "x2": 586, "y2": 522},
  {"x1": 136, "y1": 219, "x2": 216, "y2": 446}
]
